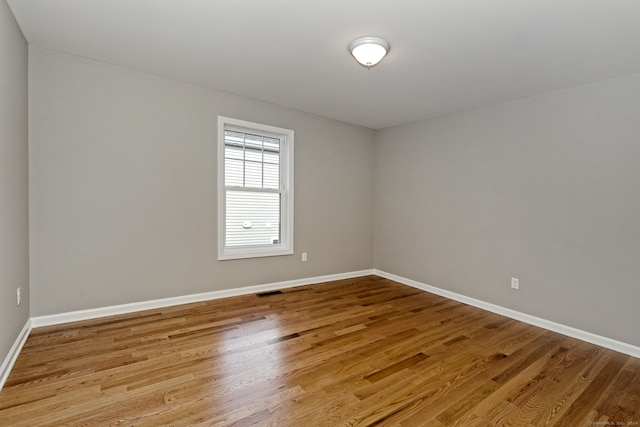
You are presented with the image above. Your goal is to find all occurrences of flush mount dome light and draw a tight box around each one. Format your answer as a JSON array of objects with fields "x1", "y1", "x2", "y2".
[{"x1": 348, "y1": 36, "x2": 390, "y2": 68}]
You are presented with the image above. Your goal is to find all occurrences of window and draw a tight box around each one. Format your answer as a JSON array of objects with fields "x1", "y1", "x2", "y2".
[{"x1": 218, "y1": 116, "x2": 294, "y2": 260}]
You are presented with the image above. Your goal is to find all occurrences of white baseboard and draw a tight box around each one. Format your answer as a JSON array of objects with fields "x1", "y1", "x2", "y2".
[
  {"x1": 374, "y1": 269, "x2": 640, "y2": 358},
  {"x1": 0, "y1": 319, "x2": 32, "y2": 391},
  {"x1": 31, "y1": 269, "x2": 375, "y2": 328}
]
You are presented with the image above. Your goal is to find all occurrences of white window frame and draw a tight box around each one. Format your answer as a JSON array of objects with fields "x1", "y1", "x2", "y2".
[{"x1": 217, "y1": 116, "x2": 294, "y2": 260}]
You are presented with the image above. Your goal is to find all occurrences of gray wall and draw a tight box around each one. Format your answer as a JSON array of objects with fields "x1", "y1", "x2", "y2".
[
  {"x1": 23, "y1": 35, "x2": 640, "y2": 349},
  {"x1": 0, "y1": 0, "x2": 29, "y2": 361},
  {"x1": 375, "y1": 72, "x2": 640, "y2": 346},
  {"x1": 29, "y1": 47, "x2": 374, "y2": 316}
]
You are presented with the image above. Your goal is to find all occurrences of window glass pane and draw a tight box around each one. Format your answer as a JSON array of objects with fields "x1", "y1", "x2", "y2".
[
  {"x1": 263, "y1": 163, "x2": 279, "y2": 189},
  {"x1": 244, "y1": 145, "x2": 262, "y2": 162},
  {"x1": 225, "y1": 159, "x2": 244, "y2": 186},
  {"x1": 224, "y1": 130, "x2": 245, "y2": 145},
  {"x1": 226, "y1": 191, "x2": 280, "y2": 247},
  {"x1": 225, "y1": 145, "x2": 243, "y2": 160},
  {"x1": 245, "y1": 161, "x2": 262, "y2": 188},
  {"x1": 264, "y1": 137, "x2": 280, "y2": 152},
  {"x1": 224, "y1": 130, "x2": 281, "y2": 191},
  {"x1": 244, "y1": 133, "x2": 263, "y2": 151},
  {"x1": 263, "y1": 151, "x2": 279, "y2": 165}
]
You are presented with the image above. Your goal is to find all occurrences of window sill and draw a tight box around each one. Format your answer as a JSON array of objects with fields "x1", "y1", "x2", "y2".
[{"x1": 218, "y1": 247, "x2": 294, "y2": 261}]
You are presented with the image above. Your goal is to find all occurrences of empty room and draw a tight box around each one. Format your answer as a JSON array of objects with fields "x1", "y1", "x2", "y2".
[{"x1": 1, "y1": 0, "x2": 639, "y2": 425}]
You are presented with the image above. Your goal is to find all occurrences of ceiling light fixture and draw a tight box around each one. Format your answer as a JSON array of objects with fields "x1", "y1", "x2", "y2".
[{"x1": 348, "y1": 36, "x2": 390, "y2": 68}]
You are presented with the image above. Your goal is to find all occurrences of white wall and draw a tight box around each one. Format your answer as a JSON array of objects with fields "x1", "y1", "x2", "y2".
[
  {"x1": 29, "y1": 47, "x2": 374, "y2": 316},
  {"x1": 375, "y1": 72, "x2": 640, "y2": 346},
  {"x1": 0, "y1": 0, "x2": 29, "y2": 363}
]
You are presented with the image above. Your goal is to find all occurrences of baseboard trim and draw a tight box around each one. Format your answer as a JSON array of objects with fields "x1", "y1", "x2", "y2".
[
  {"x1": 0, "y1": 318, "x2": 32, "y2": 391},
  {"x1": 374, "y1": 269, "x2": 640, "y2": 358},
  {"x1": 31, "y1": 269, "x2": 375, "y2": 328}
]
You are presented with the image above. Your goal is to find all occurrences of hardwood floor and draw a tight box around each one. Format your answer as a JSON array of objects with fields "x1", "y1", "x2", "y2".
[{"x1": 1, "y1": 275, "x2": 638, "y2": 426}]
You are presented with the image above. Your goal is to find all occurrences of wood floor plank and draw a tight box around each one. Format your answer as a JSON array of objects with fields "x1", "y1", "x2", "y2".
[{"x1": 0, "y1": 275, "x2": 638, "y2": 426}]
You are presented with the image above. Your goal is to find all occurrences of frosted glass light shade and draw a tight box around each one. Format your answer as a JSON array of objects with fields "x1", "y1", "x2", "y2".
[{"x1": 349, "y1": 36, "x2": 390, "y2": 68}]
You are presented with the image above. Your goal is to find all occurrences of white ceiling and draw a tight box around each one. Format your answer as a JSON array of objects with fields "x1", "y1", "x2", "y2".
[{"x1": 8, "y1": 0, "x2": 640, "y2": 129}]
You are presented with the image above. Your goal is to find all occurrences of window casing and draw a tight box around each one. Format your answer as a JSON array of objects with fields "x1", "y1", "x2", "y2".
[{"x1": 218, "y1": 116, "x2": 294, "y2": 260}]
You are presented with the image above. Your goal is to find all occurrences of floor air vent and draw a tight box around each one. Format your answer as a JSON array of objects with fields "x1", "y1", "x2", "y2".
[{"x1": 256, "y1": 290, "x2": 284, "y2": 297}]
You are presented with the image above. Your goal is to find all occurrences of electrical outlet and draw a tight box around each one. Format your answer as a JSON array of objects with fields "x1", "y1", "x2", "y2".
[
  {"x1": 511, "y1": 277, "x2": 519, "y2": 290},
  {"x1": 302, "y1": 252, "x2": 308, "y2": 262},
  {"x1": 17, "y1": 287, "x2": 21, "y2": 306}
]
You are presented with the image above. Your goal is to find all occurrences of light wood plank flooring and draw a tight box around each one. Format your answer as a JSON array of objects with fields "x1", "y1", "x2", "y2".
[{"x1": 1, "y1": 276, "x2": 639, "y2": 426}]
